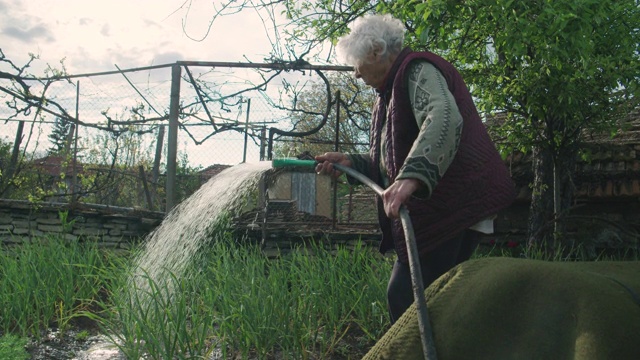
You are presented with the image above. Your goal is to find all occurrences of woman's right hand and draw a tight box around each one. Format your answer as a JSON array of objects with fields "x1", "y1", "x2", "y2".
[{"x1": 314, "y1": 152, "x2": 351, "y2": 178}]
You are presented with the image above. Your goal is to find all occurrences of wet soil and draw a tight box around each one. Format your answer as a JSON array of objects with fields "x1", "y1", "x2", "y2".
[
  {"x1": 27, "y1": 329, "x2": 124, "y2": 360},
  {"x1": 26, "y1": 326, "x2": 372, "y2": 359}
]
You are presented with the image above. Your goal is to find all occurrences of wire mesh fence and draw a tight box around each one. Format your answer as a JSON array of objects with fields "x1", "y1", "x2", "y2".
[{"x1": 1, "y1": 60, "x2": 379, "y2": 231}]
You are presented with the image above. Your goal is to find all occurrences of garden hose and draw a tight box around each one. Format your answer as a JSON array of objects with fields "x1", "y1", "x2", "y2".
[{"x1": 272, "y1": 158, "x2": 437, "y2": 360}]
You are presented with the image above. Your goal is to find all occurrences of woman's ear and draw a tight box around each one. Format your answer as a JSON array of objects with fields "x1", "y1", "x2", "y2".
[{"x1": 371, "y1": 41, "x2": 386, "y2": 61}]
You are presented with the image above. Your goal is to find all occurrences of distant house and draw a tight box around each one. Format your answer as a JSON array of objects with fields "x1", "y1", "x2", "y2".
[
  {"x1": 33, "y1": 155, "x2": 83, "y2": 177},
  {"x1": 31, "y1": 155, "x2": 84, "y2": 201}
]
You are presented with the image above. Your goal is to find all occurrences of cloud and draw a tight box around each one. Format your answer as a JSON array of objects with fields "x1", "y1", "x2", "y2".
[
  {"x1": 2, "y1": 24, "x2": 55, "y2": 43},
  {"x1": 152, "y1": 51, "x2": 185, "y2": 65},
  {"x1": 100, "y1": 23, "x2": 111, "y2": 37},
  {"x1": 143, "y1": 19, "x2": 162, "y2": 29}
]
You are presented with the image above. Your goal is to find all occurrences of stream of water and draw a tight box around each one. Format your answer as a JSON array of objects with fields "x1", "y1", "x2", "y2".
[{"x1": 128, "y1": 161, "x2": 273, "y2": 300}]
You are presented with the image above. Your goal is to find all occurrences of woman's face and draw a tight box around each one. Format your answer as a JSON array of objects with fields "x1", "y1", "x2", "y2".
[{"x1": 354, "y1": 54, "x2": 394, "y2": 90}]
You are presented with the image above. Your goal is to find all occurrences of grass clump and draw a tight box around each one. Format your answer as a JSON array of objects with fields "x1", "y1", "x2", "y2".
[{"x1": 0, "y1": 333, "x2": 29, "y2": 360}]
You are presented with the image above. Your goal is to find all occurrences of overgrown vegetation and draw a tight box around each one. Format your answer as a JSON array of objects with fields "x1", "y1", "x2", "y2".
[
  {"x1": 96, "y1": 236, "x2": 392, "y2": 359},
  {"x1": 1, "y1": 231, "x2": 636, "y2": 359},
  {"x1": 0, "y1": 134, "x2": 202, "y2": 210},
  {"x1": 0, "y1": 234, "x2": 391, "y2": 359}
]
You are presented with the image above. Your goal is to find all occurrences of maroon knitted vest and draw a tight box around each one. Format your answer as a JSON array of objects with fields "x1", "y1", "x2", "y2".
[{"x1": 370, "y1": 48, "x2": 516, "y2": 263}]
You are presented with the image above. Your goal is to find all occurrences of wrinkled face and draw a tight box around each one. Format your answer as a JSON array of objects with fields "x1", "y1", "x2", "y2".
[{"x1": 353, "y1": 60, "x2": 391, "y2": 90}]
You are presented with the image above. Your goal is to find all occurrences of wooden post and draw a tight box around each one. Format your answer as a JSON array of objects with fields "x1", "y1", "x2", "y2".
[
  {"x1": 152, "y1": 125, "x2": 165, "y2": 184},
  {"x1": 166, "y1": 64, "x2": 181, "y2": 212},
  {"x1": 259, "y1": 127, "x2": 267, "y2": 161},
  {"x1": 139, "y1": 165, "x2": 153, "y2": 209}
]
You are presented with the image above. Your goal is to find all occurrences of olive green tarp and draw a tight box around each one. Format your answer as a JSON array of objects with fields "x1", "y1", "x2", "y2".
[{"x1": 363, "y1": 257, "x2": 640, "y2": 360}]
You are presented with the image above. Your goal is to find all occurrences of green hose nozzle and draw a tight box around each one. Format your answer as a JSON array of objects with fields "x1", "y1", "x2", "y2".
[{"x1": 272, "y1": 158, "x2": 317, "y2": 168}]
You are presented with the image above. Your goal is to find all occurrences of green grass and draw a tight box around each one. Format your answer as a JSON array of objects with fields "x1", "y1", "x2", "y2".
[
  {"x1": 474, "y1": 240, "x2": 639, "y2": 262},
  {"x1": 0, "y1": 334, "x2": 29, "y2": 360},
  {"x1": 0, "y1": 232, "x2": 636, "y2": 359}
]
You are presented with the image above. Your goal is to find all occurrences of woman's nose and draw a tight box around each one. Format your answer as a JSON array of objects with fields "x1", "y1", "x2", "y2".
[{"x1": 354, "y1": 69, "x2": 361, "y2": 78}]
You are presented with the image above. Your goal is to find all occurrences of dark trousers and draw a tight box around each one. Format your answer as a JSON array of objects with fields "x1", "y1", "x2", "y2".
[{"x1": 386, "y1": 229, "x2": 481, "y2": 324}]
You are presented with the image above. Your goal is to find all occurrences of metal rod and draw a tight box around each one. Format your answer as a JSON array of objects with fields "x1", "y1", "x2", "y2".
[
  {"x1": 184, "y1": 66, "x2": 218, "y2": 131},
  {"x1": 243, "y1": 99, "x2": 251, "y2": 163},
  {"x1": 166, "y1": 64, "x2": 181, "y2": 212},
  {"x1": 71, "y1": 80, "x2": 80, "y2": 204},
  {"x1": 31, "y1": 61, "x2": 352, "y2": 81},
  {"x1": 332, "y1": 91, "x2": 341, "y2": 230},
  {"x1": 115, "y1": 64, "x2": 163, "y2": 117}
]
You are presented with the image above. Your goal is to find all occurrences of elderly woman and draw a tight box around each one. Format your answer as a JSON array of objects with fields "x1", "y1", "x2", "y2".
[{"x1": 316, "y1": 14, "x2": 516, "y2": 324}]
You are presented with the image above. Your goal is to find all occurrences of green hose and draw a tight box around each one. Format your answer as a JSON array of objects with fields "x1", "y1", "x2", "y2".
[{"x1": 271, "y1": 158, "x2": 317, "y2": 168}]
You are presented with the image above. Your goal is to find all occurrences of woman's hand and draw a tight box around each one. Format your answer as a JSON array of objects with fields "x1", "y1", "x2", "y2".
[
  {"x1": 382, "y1": 178, "x2": 422, "y2": 219},
  {"x1": 314, "y1": 152, "x2": 351, "y2": 178}
]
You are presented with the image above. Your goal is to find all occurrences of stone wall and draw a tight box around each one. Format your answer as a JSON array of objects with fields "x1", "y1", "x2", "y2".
[
  {"x1": 2, "y1": 195, "x2": 637, "y2": 257},
  {"x1": 0, "y1": 199, "x2": 163, "y2": 249}
]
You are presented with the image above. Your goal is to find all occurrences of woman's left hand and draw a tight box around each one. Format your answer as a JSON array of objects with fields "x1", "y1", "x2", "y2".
[{"x1": 381, "y1": 178, "x2": 422, "y2": 219}]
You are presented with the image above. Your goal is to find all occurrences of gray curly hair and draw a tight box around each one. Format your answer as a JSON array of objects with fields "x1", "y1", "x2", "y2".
[{"x1": 336, "y1": 14, "x2": 405, "y2": 66}]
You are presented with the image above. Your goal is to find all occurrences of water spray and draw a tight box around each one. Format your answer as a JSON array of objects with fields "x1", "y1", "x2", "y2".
[{"x1": 271, "y1": 157, "x2": 438, "y2": 360}]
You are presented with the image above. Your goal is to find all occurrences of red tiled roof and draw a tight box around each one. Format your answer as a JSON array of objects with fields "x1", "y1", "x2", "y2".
[{"x1": 32, "y1": 155, "x2": 83, "y2": 177}]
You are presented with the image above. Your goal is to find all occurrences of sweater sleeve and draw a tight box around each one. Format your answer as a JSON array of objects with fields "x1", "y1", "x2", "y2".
[
  {"x1": 344, "y1": 153, "x2": 372, "y2": 186},
  {"x1": 396, "y1": 60, "x2": 463, "y2": 198}
]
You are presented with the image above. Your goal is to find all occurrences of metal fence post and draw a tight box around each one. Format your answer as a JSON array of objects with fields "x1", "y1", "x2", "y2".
[
  {"x1": 166, "y1": 64, "x2": 181, "y2": 212},
  {"x1": 71, "y1": 80, "x2": 80, "y2": 204},
  {"x1": 332, "y1": 91, "x2": 341, "y2": 230},
  {"x1": 243, "y1": 99, "x2": 251, "y2": 163}
]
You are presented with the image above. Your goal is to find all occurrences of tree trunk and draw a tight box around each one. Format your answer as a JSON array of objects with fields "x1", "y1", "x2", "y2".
[{"x1": 527, "y1": 143, "x2": 578, "y2": 255}]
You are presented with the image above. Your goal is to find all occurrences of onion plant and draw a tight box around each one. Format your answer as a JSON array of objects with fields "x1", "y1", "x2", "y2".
[
  {"x1": 0, "y1": 236, "x2": 120, "y2": 339},
  {"x1": 97, "y1": 235, "x2": 391, "y2": 359}
]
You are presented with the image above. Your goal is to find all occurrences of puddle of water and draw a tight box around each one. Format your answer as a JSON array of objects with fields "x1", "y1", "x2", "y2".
[{"x1": 72, "y1": 336, "x2": 125, "y2": 360}]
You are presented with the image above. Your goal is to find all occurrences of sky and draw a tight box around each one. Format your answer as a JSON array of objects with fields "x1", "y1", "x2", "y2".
[
  {"x1": 0, "y1": 0, "x2": 277, "y2": 74},
  {"x1": 0, "y1": 0, "x2": 333, "y2": 166}
]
